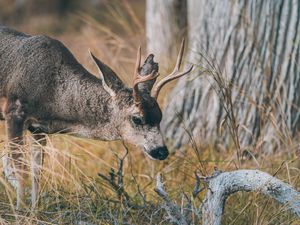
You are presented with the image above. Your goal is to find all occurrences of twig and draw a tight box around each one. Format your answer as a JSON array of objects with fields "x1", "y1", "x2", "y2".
[
  {"x1": 155, "y1": 173, "x2": 189, "y2": 225},
  {"x1": 192, "y1": 171, "x2": 206, "y2": 199},
  {"x1": 97, "y1": 147, "x2": 143, "y2": 210}
]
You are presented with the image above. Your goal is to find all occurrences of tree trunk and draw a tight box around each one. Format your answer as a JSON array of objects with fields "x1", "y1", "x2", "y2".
[
  {"x1": 146, "y1": 0, "x2": 187, "y2": 69},
  {"x1": 162, "y1": 0, "x2": 300, "y2": 152}
]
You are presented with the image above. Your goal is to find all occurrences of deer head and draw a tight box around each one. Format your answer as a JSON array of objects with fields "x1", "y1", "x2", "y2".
[{"x1": 90, "y1": 40, "x2": 193, "y2": 160}]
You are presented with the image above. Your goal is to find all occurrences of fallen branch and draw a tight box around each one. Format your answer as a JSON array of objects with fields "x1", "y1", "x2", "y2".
[
  {"x1": 201, "y1": 169, "x2": 300, "y2": 225},
  {"x1": 155, "y1": 169, "x2": 300, "y2": 225}
]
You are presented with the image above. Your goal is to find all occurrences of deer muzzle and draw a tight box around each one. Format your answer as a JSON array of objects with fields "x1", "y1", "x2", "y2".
[{"x1": 148, "y1": 146, "x2": 169, "y2": 160}]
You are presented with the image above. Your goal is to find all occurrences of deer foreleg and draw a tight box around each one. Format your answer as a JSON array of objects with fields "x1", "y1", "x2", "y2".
[
  {"x1": 3, "y1": 99, "x2": 26, "y2": 209},
  {"x1": 30, "y1": 134, "x2": 46, "y2": 209},
  {"x1": 0, "y1": 97, "x2": 6, "y2": 120}
]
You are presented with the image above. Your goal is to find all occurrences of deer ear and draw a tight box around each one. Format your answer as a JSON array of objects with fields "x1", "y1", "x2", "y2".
[{"x1": 89, "y1": 50, "x2": 125, "y2": 92}]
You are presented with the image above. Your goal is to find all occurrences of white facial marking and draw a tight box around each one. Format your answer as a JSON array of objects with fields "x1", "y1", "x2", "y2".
[{"x1": 120, "y1": 120, "x2": 165, "y2": 154}]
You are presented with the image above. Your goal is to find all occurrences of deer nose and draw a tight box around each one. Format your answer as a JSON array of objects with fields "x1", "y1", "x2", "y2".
[{"x1": 149, "y1": 146, "x2": 169, "y2": 160}]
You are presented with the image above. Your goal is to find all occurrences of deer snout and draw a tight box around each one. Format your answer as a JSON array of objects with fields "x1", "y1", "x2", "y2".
[{"x1": 149, "y1": 146, "x2": 169, "y2": 160}]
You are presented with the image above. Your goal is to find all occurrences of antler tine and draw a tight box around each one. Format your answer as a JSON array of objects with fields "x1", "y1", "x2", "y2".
[
  {"x1": 134, "y1": 46, "x2": 142, "y2": 78},
  {"x1": 132, "y1": 46, "x2": 159, "y2": 106},
  {"x1": 133, "y1": 70, "x2": 159, "y2": 86},
  {"x1": 174, "y1": 38, "x2": 185, "y2": 72},
  {"x1": 151, "y1": 65, "x2": 193, "y2": 99},
  {"x1": 133, "y1": 70, "x2": 159, "y2": 105},
  {"x1": 151, "y1": 39, "x2": 194, "y2": 99}
]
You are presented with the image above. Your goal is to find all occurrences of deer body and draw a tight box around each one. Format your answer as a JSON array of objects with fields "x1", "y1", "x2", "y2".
[
  {"x1": 0, "y1": 26, "x2": 192, "y2": 209},
  {"x1": 0, "y1": 26, "x2": 118, "y2": 139}
]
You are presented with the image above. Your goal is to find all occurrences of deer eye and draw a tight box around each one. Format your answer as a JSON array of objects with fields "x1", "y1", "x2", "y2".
[{"x1": 131, "y1": 115, "x2": 144, "y2": 125}]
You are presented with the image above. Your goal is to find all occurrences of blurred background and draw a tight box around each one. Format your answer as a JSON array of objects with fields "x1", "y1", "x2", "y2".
[
  {"x1": 0, "y1": 0, "x2": 144, "y2": 35},
  {"x1": 0, "y1": 0, "x2": 146, "y2": 86}
]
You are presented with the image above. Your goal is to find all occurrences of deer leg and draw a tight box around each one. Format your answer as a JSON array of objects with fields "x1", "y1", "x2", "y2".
[
  {"x1": 3, "y1": 99, "x2": 26, "y2": 209},
  {"x1": 0, "y1": 110, "x2": 4, "y2": 120},
  {"x1": 30, "y1": 133, "x2": 46, "y2": 209},
  {"x1": 0, "y1": 97, "x2": 6, "y2": 120}
]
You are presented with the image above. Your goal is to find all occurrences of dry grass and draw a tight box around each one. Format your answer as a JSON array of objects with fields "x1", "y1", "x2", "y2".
[
  {"x1": 1, "y1": 132, "x2": 299, "y2": 224},
  {"x1": 0, "y1": 1, "x2": 300, "y2": 224}
]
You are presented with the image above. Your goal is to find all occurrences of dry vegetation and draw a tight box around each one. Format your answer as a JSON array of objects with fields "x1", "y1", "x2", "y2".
[{"x1": 0, "y1": 1, "x2": 300, "y2": 224}]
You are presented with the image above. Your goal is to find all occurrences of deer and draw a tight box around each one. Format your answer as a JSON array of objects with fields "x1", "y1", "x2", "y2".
[{"x1": 0, "y1": 26, "x2": 193, "y2": 209}]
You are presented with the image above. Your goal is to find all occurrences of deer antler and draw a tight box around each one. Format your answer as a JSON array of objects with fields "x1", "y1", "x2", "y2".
[
  {"x1": 151, "y1": 39, "x2": 193, "y2": 99},
  {"x1": 132, "y1": 46, "x2": 159, "y2": 106}
]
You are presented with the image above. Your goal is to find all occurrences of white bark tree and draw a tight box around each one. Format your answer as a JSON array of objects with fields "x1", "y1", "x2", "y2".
[
  {"x1": 146, "y1": 0, "x2": 187, "y2": 69},
  {"x1": 161, "y1": 0, "x2": 300, "y2": 152}
]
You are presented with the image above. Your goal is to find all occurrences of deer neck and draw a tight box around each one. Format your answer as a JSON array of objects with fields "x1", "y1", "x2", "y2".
[
  {"x1": 66, "y1": 76, "x2": 125, "y2": 141},
  {"x1": 36, "y1": 68, "x2": 124, "y2": 141}
]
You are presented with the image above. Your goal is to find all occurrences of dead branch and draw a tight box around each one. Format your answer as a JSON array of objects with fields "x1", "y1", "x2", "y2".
[
  {"x1": 155, "y1": 169, "x2": 300, "y2": 225},
  {"x1": 97, "y1": 148, "x2": 143, "y2": 209},
  {"x1": 154, "y1": 173, "x2": 189, "y2": 225},
  {"x1": 202, "y1": 169, "x2": 300, "y2": 225}
]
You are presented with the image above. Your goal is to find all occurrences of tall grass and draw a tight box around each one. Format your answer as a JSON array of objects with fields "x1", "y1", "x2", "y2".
[{"x1": 1, "y1": 133, "x2": 299, "y2": 224}]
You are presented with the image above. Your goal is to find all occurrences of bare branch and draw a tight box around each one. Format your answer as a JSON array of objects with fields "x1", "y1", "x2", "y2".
[
  {"x1": 154, "y1": 169, "x2": 300, "y2": 225},
  {"x1": 98, "y1": 149, "x2": 142, "y2": 210},
  {"x1": 155, "y1": 173, "x2": 189, "y2": 225},
  {"x1": 201, "y1": 170, "x2": 300, "y2": 225},
  {"x1": 192, "y1": 171, "x2": 204, "y2": 198}
]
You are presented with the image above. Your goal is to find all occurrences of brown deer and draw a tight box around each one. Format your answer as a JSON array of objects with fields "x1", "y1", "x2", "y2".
[{"x1": 0, "y1": 26, "x2": 193, "y2": 208}]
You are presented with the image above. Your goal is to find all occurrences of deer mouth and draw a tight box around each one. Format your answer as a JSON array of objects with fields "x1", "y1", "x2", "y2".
[{"x1": 145, "y1": 146, "x2": 169, "y2": 160}]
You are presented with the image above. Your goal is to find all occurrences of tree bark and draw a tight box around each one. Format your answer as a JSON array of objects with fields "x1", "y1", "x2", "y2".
[
  {"x1": 162, "y1": 0, "x2": 300, "y2": 152},
  {"x1": 146, "y1": 0, "x2": 187, "y2": 69}
]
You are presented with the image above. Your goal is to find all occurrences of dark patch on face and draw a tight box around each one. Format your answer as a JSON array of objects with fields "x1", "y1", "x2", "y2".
[
  {"x1": 28, "y1": 124, "x2": 46, "y2": 134},
  {"x1": 116, "y1": 88, "x2": 162, "y2": 126},
  {"x1": 141, "y1": 96, "x2": 162, "y2": 126}
]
